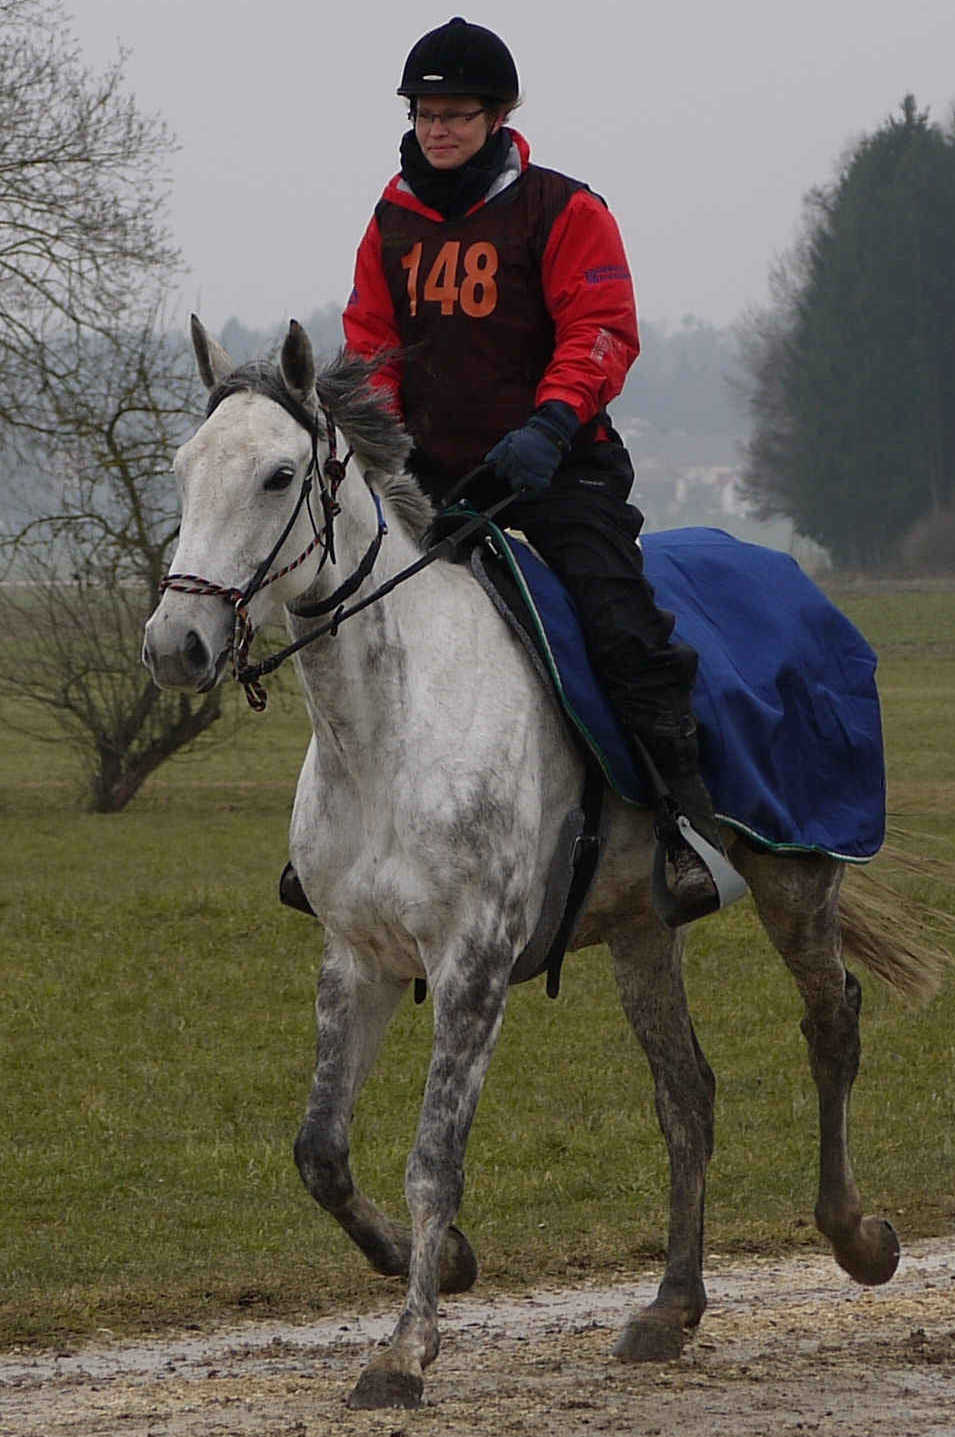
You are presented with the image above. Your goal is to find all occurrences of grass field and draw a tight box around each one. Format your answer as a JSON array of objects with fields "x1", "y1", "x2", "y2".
[{"x1": 1, "y1": 581, "x2": 953, "y2": 1349}]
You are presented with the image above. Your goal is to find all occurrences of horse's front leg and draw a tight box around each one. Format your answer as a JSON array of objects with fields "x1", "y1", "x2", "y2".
[
  {"x1": 347, "y1": 940, "x2": 511, "y2": 1411},
  {"x1": 294, "y1": 937, "x2": 479, "y2": 1293}
]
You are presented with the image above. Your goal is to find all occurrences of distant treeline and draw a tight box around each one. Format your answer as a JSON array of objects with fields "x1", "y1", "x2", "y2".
[
  {"x1": 0, "y1": 312, "x2": 745, "y2": 536},
  {"x1": 219, "y1": 306, "x2": 746, "y2": 443}
]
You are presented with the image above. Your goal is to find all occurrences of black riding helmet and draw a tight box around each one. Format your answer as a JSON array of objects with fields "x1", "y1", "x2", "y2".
[{"x1": 397, "y1": 16, "x2": 519, "y2": 103}]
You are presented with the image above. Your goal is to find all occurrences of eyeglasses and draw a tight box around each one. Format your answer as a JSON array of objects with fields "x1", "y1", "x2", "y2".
[{"x1": 414, "y1": 108, "x2": 486, "y2": 131}]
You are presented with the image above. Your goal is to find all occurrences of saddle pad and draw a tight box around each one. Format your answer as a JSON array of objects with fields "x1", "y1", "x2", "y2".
[{"x1": 489, "y1": 525, "x2": 885, "y2": 861}]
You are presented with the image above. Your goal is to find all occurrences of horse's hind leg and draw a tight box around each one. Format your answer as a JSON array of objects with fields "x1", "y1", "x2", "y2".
[
  {"x1": 737, "y1": 845, "x2": 900, "y2": 1286},
  {"x1": 294, "y1": 936, "x2": 478, "y2": 1296},
  {"x1": 608, "y1": 920, "x2": 715, "y2": 1362}
]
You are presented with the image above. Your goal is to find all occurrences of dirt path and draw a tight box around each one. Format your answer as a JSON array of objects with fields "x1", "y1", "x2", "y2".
[{"x1": 3, "y1": 1237, "x2": 955, "y2": 1436}]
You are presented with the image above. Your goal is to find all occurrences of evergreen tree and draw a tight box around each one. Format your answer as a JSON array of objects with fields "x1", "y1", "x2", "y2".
[{"x1": 739, "y1": 96, "x2": 955, "y2": 568}]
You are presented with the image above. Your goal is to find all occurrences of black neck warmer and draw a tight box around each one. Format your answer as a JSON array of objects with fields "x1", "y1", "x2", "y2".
[{"x1": 399, "y1": 126, "x2": 511, "y2": 220}]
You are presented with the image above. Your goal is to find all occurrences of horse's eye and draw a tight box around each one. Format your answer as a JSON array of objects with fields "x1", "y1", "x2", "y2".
[{"x1": 264, "y1": 466, "x2": 295, "y2": 493}]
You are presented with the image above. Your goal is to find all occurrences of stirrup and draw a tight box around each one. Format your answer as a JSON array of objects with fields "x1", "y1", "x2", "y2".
[{"x1": 652, "y1": 814, "x2": 748, "y2": 929}]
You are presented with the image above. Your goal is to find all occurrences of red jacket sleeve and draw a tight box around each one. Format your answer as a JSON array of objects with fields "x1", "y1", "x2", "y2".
[
  {"x1": 343, "y1": 215, "x2": 404, "y2": 413},
  {"x1": 536, "y1": 189, "x2": 640, "y2": 423}
]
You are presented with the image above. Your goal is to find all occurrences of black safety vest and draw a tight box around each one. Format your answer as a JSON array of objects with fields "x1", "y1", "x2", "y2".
[{"x1": 375, "y1": 166, "x2": 590, "y2": 482}]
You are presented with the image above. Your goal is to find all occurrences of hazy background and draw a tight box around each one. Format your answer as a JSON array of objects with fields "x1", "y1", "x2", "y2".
[
  {"x1": 65, "y1": 0, "x2": 955, "y2": 335},
  {"x1": 52, "y1": 1, "x2": 955, "y2": 552}
]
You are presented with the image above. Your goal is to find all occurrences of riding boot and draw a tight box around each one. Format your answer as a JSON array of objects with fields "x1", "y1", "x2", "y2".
[{"x1": 630, "y1": 714, "x2": 726, "y2": 924}]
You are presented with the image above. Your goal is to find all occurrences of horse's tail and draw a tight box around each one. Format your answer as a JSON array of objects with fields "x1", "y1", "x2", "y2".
[{"x1": 839, "y1": 826, "x2": 955, "y2": 1004}]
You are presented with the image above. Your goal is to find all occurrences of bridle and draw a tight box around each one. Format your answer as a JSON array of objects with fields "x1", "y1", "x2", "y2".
[
  {"x1": 160, "y1": 385, "x2": 517, "y2": 712},
  {"x1": 159, "y1": 396, "x2": 375, "y2": 711}
]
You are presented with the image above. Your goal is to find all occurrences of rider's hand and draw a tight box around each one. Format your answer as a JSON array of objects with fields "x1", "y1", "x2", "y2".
[{"x1": 485, "y1": 401, "x2": 580, "y2": 493}]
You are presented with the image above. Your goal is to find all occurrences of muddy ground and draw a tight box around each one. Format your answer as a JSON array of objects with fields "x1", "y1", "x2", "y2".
[{"x1": 3, "y1": 1237, "x2": 954, "y2": 1437}]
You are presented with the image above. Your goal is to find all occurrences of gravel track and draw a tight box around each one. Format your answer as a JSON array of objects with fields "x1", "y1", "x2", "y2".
[{"x1": 3, "y1": 1237, "x2": 955, "y2": 1436}]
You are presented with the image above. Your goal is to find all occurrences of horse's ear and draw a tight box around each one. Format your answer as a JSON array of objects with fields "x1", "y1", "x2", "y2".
[
  {"x1": 190, "y1": 314, "x2": 235, "y2": 392},
  {"x1": 280, "y1": 320, "x2": 316, "y2": 409}
]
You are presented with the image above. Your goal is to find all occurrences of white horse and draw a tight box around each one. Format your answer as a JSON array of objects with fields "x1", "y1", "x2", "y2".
[{"x1": 144, "y1": 317, "x2": 931, "y2": 1411}]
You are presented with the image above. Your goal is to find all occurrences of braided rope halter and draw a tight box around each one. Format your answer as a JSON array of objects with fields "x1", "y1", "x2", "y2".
[{"x1": 159, "y1": 402, "x2": 353, "y2": 711}]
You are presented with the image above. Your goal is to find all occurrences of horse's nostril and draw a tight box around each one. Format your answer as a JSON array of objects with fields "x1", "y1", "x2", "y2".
[{"x1": 183, "y1": 629, "x2": 209, "y2": 672}]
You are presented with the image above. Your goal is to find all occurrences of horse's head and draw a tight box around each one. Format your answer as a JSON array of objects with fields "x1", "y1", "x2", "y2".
[{"x1": 143, "y1": 316, "x2": 329, "y2": 694}]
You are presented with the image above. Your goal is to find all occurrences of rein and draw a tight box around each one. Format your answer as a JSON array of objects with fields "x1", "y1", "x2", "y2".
[{"x1": 234, "y1": 486, "x2": 516, "y2": 694}]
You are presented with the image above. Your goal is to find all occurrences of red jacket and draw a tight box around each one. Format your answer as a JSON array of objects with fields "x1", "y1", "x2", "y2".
[{"x1": 344, "y1": 130, "x2": 640, "y2": 480}]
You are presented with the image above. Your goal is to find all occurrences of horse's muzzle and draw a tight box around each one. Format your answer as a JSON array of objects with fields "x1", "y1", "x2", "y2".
[{"x1": 143, "y1": 601, "x2": 231, "y2": 692}]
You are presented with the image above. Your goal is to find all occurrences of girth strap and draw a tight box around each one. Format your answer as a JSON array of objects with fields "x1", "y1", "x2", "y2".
[{"x1": 542, "y1": 762, "x2": 605, "y2": 998}]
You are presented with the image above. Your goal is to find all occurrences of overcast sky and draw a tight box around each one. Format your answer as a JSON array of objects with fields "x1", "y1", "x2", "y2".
[{"x1": 66, "y1": 0, "x2": 955, "y2": 340}]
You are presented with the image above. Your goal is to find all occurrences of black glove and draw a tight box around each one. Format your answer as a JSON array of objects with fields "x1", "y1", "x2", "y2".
[{"x1": 485, "y1": 400, "x2": 580, "y2": 493}]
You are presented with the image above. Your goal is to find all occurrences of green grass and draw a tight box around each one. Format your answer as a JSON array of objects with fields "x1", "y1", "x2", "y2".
[{"x1": 1, "y1": 583, "x2": 953, "y2": 1348}]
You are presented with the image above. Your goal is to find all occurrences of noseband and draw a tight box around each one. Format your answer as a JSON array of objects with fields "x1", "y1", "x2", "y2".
[{"x1": 159, "y1": 394, "x2": 380, "y2": 711}]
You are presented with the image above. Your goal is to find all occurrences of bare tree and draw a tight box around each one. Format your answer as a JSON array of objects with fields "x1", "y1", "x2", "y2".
[
  {"x1": 0, "y1": 318, "x2": 224, "y2": 811},
  {"x1": 734, "y1": 257, "x2": 803, "y2": 526},
  {"x1": 0, "y1": 0, "x2": 180, "y2": 436},
  {"x1": 0, "y1": 0, "x2": 223, "y2": 810}
]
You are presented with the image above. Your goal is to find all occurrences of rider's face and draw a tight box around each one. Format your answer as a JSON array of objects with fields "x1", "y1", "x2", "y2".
[{"x1": 414, "y1": 96, "x2": 503, "y2": 169}]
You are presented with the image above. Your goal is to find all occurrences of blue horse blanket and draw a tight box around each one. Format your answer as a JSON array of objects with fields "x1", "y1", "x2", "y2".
[{"x1": 494, "y1": 526, "x2": 885, "y2": 862}]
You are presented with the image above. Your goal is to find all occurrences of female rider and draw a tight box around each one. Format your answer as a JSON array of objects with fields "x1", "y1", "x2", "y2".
[{"x1": 341, "y1": 17, "x2": 724, "y2": 923}]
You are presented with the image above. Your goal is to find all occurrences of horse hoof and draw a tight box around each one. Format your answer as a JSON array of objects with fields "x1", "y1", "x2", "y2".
[
  {"x1": 613, "y1": 1313, "x2": 687, "y2": 1363},
  {"x1": 833, "y1": 1216, "x2": 900, "y2": 1287},
  {"x1": 346, "y1": 1361, "x2": 424, "y2": 1410},
  {"x1": 439, "y1": 1224, "x2": 478, "y2": 1293}
]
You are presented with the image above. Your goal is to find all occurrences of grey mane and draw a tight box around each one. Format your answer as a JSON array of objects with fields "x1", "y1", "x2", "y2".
[
  {"x1": 315, "y1": 352, "x2": 434, "y2": 543},
  {"x1": 207, "y1": 350, "x2": 434, "y2": 544}
]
